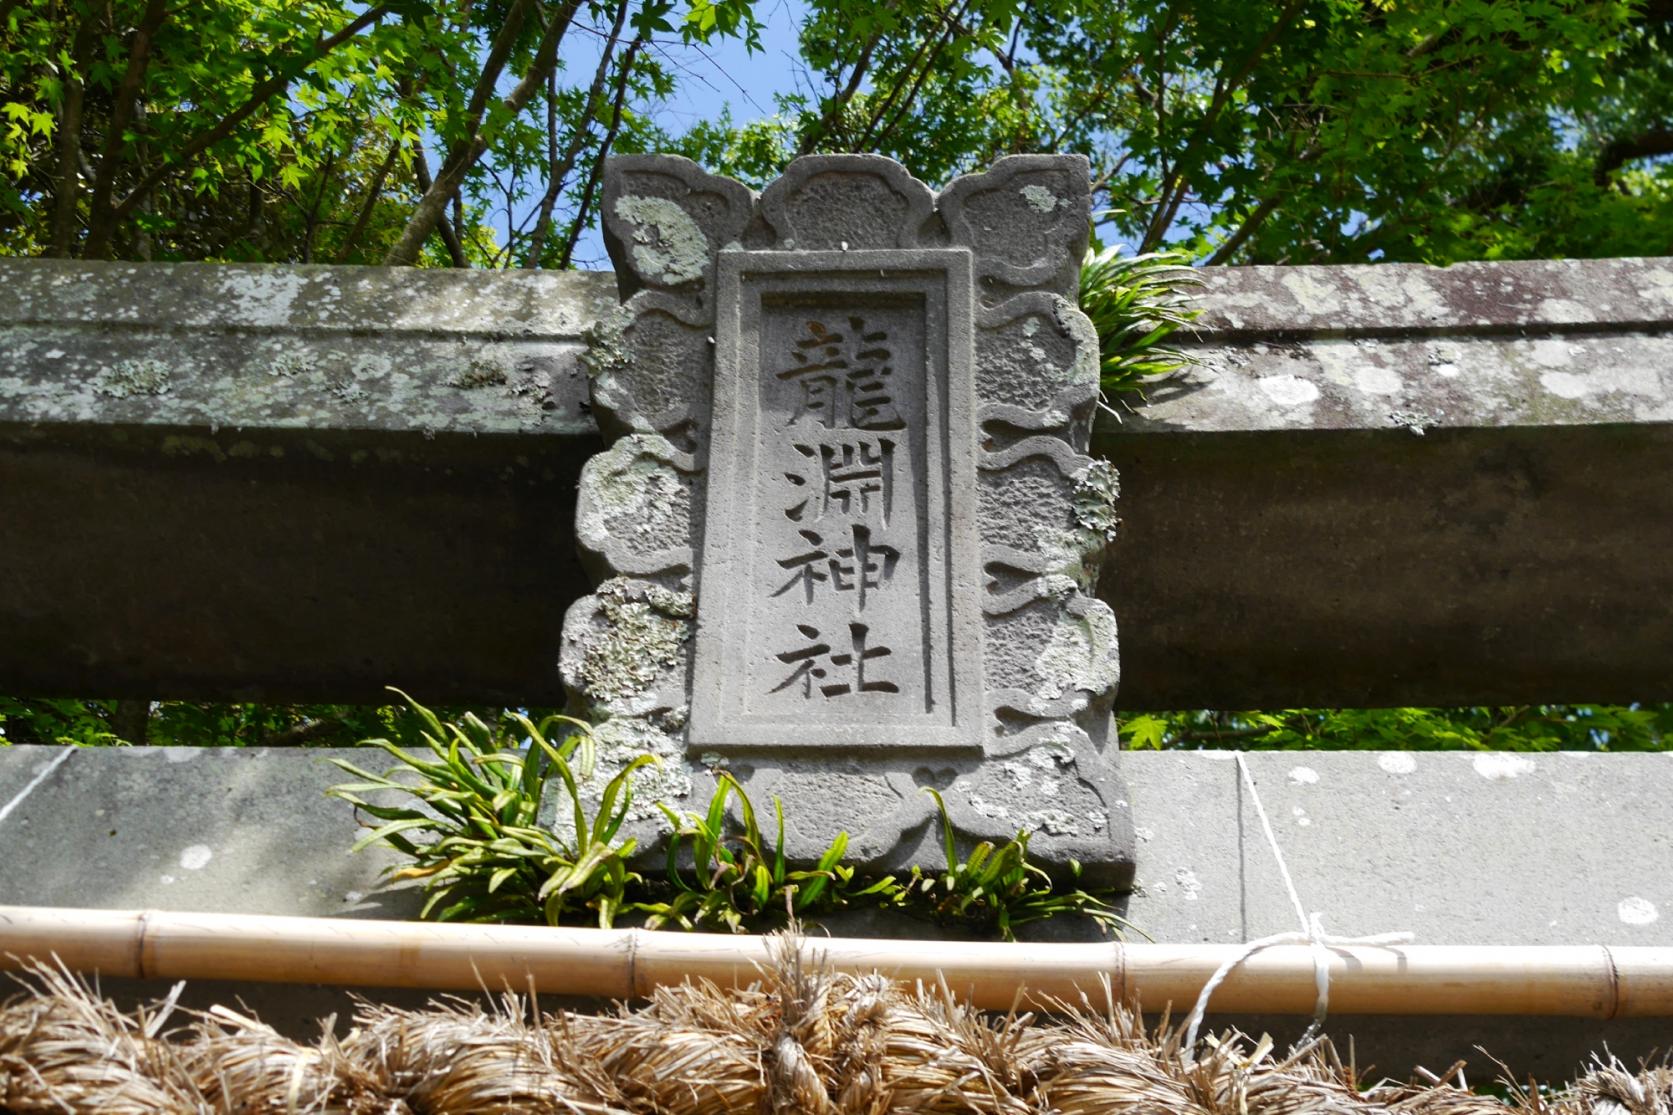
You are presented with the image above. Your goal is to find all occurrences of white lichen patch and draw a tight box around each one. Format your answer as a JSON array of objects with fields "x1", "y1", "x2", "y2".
[
  {"x1": 1538, "y1": 297, "x2": 1595, "y2": 324},
  {"x1": 614, "y1": 195, "x2": 708, "y2": 286},
  {"x1": 1255, "y1": 374, "x2": 1319, "y2": 407},
  {"x1": 1353, "y1": 366, "x2": 1403, "y2": 396},
  {"x1": 1287, "y1": 765, "x2": 1319, "y2": 785},
  {"x1": 1032, "y1": 601, "x2": 1119, "y2": 700},
  {"x1": 224, "y1": 269, "x2": 307, "y2": 327},
  {"x1": 1473, "y1": 753, "x2": 1536, "y2": 780},
  {"x1": 1051, "y1": 295, "x2": 1101, "y2": 386},
  {"x1": 1377, "y1": 752, "x2": 1417, "y2": 774},
  {"x1": 1540, "y1": 371, "x2": 1589, "y2": 399},
  {"x1": 1023, "y1": 807, "x2": 1078, "y2": 836},
  {"x1": 1618, "y1": 896, "x2": 1660, "y2": 926},
  {"x1": 1279, "y1": 271, "x2": 1347, "y2": 315},
  {"x1": 178, "y1": 844, "x2": 213, "y2": 870},
  {"x1": 1028, "y1": 739, "x2": 1075, "y2": 769},
  {"x1": 1174, "y1": 866, "x2": 1202, "y2": 899},
  {"x1": 968, "y1": 793, "x2": 1009, "y2": 819},
  {"x1": 1639, "y1": 268, "x2": 1673, "y2": 306},
  {"x1": 1020, "y1": 184, "x2": 1060, "y2": 213},
  {"x1": 1537, "y1": 361, "x2": 1660, "y2": 402},
  {"x1": 576, "y1": 435, "x2": 688, "y2": 549},
  {"x1": 1530, "y1": 339, "x2": 1574, "y2": 369}
]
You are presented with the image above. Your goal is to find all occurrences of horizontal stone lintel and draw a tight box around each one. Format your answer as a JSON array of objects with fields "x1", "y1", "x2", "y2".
[{"x1": 4, "y1": 256, "x2": 1673, "y2": 707}]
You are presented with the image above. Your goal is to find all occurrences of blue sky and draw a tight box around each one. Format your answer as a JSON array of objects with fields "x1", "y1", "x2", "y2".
[{"x1": 558, "y1": 0, "x2": 808, "y2": 267}]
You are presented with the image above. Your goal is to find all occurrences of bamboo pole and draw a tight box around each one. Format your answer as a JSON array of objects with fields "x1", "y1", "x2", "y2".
[{"x1": 3, "y1": 905, "x2": 1673, "y2": 1017}]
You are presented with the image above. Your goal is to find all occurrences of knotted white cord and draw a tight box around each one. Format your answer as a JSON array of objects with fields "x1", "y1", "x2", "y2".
[{"x1": 1180, "y1": 753, "x2": 1414, "y2": 1057}]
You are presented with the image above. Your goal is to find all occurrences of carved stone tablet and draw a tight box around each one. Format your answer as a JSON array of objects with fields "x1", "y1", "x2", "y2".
[
  {"x1": 691, "y1": 250, "x2": 982, "y2": 750},
  {"x1": 564, "y1": 154, "x2": 1135, "y2": 889}
]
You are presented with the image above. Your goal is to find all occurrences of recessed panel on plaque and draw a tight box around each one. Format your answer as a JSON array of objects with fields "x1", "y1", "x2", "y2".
[{"x1": 689, "y1": 250, "x2": 982, "y2": 750}]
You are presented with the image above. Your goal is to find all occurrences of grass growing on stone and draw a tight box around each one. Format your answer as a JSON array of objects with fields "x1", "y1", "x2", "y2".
[
  {"x1": 1078, "y1": 240, "x2": 1201, "y2": 400},
  {"x1": 329, "y1": 696, "x2": 1132, "y2": 940}
]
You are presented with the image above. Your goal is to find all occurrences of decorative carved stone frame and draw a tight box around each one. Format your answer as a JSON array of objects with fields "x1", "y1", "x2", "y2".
[{"x1": 563, "y1": 153, "x2": 1135, "y2": 888}]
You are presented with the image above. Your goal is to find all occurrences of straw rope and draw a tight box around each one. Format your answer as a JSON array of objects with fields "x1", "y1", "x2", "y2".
[
  {"x1": 1181, "y1": 755, "x2": 1414, "y2": 1055},
  {"x1": 1, "y1": 947, "x2": 1668, "y2": 1115}
]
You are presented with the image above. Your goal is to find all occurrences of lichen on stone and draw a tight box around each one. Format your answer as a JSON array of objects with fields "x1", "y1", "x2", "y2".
[
  {"x1": 1020, "y1": 184, "x2": 1060, "y2": 214},
  {"x1": 613, "y1": 195, "x2": 708, "y2": 286},
  {"x1": 1071, "y1": 458, "x2": 1121, "y2": 541},
  {"x1": 1022, "y1": 807, "x2": 1079, "y2": 836},
  {"x1": 1033, "y1": 601, "x2": 1120, "y2": 700},
  {"x1": 269, "y1": 353, "x2": 316, "y2": 379},
  {"x1": 1051, "y1": 295, "x2": 1101, "y2": 387},
  {"x1": 579, "y1": 305, "x2": 633, "y2": 380},
  {"x1": 450, "y1": 358, "x2": 508, "y2": 389},
  {"x1": 94, "y1": 358, "x2": 171, "y2": 398},
  {"x1": 577, "y1": 437, "x2": 692, "y2": 555},
  {"x1": 326, "y1": 376, "x2": 368, "y2": 405},
  {"x1": 576, "y1": 578, "x2": 694, "y2": 702}
]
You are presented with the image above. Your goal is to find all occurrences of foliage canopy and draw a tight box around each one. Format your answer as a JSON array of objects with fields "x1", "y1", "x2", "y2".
[{"x1": 4, "y1": 0, "x2": 1668, "y2": 264}]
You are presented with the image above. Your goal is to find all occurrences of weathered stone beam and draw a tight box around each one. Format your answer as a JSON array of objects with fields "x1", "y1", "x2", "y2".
[
  {"x1": 0, "y1": 261, "x2": 614, "y2": 704},
  {"x1": 1101, "y1": 257, "x2": 1673, "y2": 706},
  {"x1": 4, "y1": 256, "x2": 1672, "y2": 706}
]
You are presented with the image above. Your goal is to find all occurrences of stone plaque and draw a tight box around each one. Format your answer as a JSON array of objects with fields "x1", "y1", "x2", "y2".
[
  {"x1": 691, "y1": 251, "x2": 981, "y2": 749},
  {"x1": 564, "y1": 153, "x2": 1135, "y2": 887}
]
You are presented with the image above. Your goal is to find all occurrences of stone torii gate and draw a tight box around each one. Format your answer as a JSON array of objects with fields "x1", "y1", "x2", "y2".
[{"x1": 2, "y1": 153, "x2": 1673, "y2": 1073}]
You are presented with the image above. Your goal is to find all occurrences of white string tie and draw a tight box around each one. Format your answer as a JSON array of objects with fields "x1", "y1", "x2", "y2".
[{"x1": 1180, "y1": 753, "x2": 1413, "y2": 1058}]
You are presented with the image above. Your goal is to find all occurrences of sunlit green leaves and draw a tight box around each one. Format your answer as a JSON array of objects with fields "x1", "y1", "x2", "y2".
[
  {"x1": 327, "y1": 692, "x2": 647, "y2": 928},
  {"x1": 1078, "y1": 242, "x2": 1201, "y2": 399},
  {"x1": 1119, "y1": 705, "x2": 1673, "y2": 752},
  {"x1": 914, "y1": 788, "x2": 1133, "y2": 941}
]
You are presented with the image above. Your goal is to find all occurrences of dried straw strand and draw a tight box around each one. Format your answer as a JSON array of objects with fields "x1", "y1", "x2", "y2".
[{"x1": 1, "y1": 942, "x2": 1670, "y2": 1115}]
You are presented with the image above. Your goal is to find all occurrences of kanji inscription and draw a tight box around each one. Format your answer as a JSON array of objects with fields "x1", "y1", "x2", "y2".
[{"x1": 688, "y1": 251, "x2": 982, "y2": 749}]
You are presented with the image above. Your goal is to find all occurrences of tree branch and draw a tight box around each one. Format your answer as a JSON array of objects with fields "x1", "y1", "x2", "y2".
[
  {"x1": 47, "y1": 17, "x2": 97, "y2": 257},
  {"x1": 1141, "y1": 0, "x2": 1305, "y2": 251},
  {"x1": 1595, "y1": 125, "x2": 1673, "y2": 185},
  {"x1": 856, "y1": 0, "x2": 977, "y2": 149},
  {"x1": 868, "y1": 0, "x2": 971, "y2": 149},
  {"x1": 83, "y1": 0, "x2": 169, "y2": 259},
  {"x1": 109, "y1": 4, "x2": 394, "y2": 224},
  {"x1": 260, "y1": 716, "x2": 348, "y2": 747},
  {"x1": 526, "y1": 0, "x2": 629, "y2": 267},
  {"x1": 797, "y1": 21, "x2": 886, "y2": 155},
  {"x1": 300, "y1": 148, "x2": 339, "y2": 262},
  {"x1": 336, "y1": 137, "x2": 403, "y2": 262},
  {"x1": 411, "y1": 146, "x2": 469, "y2": 266},
  {"x1": 385, "y1": 0, "x2": 583, "y2": 265},
  {"x1": 110, "y1": 699, "x2": 150, "y2": 746},
  {"x1": 558, "y1": 37, "x2": 642, "y2": 269}
]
